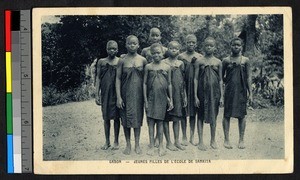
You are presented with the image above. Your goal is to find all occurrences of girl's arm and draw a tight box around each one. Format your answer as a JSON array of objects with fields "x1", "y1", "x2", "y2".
[
  {"x1": 194, "y1": 60, "x2": 200, "y2": 107},
  {"x1": 245, "y1": 58, "x2": 253, "y2": 104},
  {"x1": 116, "y1": 58, "x2": 124, "y2": 109},
  {"x1": 167, "y1": 67, "x2": 173, "y2": 111},
  {"x1": 143, "y1": 65, "x2": 149, "y2": 110},
  {"x1": 141, "y1": 48, "x2": 146, "y2": 58},
  {"x1": 218, "y1": 60, "x2": 224, "y2": 106},
  {"x1": 222, "y1": 58, "x2": 227, "y2": 81},
  {"x1": 142, "y1": 57, "x2": 148, "y2": 67},
  {"x1": 180, "y1": 62, "x2": 187, "y2": 107},
  {"x1": 95, "y1": 59, "x2": 102, "y2": 105}
]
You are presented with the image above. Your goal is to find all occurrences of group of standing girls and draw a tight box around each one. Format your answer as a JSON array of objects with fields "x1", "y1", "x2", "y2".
[{"x1": 94, "y1": 27, "x2": 253, "y2": 157}]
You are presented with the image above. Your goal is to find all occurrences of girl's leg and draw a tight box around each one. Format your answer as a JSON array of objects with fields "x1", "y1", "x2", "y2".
[
  {"x1": 147, "y1": 118, "x2": 155, "y2": 156},
  {"x1": 181, "y1": 117, "x2": 188, "y2": 146},
  {"x1": 112, "y1": 118, "x2": 120, "y2": 150},
  {"x1": 197, "y1": 118, "x2": 207, "y2": 151},
  {"x1": 210, "y1": 120, "x2": 218, "y2": 149},
  {"x1": 134, "y1": 127, "x2": 142, "y2": 154},
  {"x1": 148, "y1": 119, "x2": 158, "y2": 147},
  {"x1": 158, "y1": 121, "x2": 166, "y2": 156},
  {"x1": 101, "y1": 120, "x2": 111, "y2": 150},
  {"x1": 164, "y1": 121, "x2": 177, "y2": 151},
  {"x1": 174, "y1": 119, "x2": 185, "y2": 150},
  {"x1": 154, "y1": 125, "x2": 159, "y2": 147},
  {"x1": 189, "y1": 116, "x2": 197, "y2": 146},
  {"x1": 123, "y1": 127, "x2": 131, "y2": 155},
  {"x1": 223, "y1": 117, "x2": 233, "y2": 149},
  {"x1": 238, "y1": 117, "x2": 246, "y2": 149}
]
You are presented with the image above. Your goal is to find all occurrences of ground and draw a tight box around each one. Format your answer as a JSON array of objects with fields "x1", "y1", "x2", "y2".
[{"x1": 43, "y1": 100, "x2": 284, "y2": 161}]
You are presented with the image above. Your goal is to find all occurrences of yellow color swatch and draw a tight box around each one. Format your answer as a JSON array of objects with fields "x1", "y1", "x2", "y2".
[{"x1": 6, "y1": 52, "x2": 12, "y2": 93}]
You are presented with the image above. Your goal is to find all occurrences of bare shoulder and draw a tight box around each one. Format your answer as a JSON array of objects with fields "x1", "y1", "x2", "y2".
[
  {"x1": 194, "y1": 57, "x2": 201, "y2": 65},
  {"x1": 215, "y1": 58, "x2": 222, "y2": 67},
  {"x1": 177, "y1": 52, "x2": 187, "y2": 60},
  {"x1": 222, "y1": 56, "x2": 230, "y2": 63},
  {"x1": 114, "y1": 57, "x2": 120, "y2": 64},
  {"x1": 137, "y1": 54, "x2": 147, "y2": 64},
  {"x1": 118, "y1": 56, "x2": 125, "y2": 65},
  {"x1": 175, "y1": 59, "x2": 184, "y2": 69},
  {"x1": 120, "y1": 54, "x2": 126, "y2": 58},
  {"x1": 176, "y1": 59, "x2": 184, "y2": 66},
  {"x1": 196, "y1": 52, "x2": 203, "y2": 58},
  {"x1": 145, "y1": 63, "x2": 152, "y2": 70},
  {"x1": 242, "y1": 56, "x2": 250, "y2": 63},
  {"x1": 141, "y1": 47, "x2": 147, "y2": 54},
  {"x1": 142, "y1": 47, "x2": 150, "y2": 53},
  {"x1": 144, "y1": 46, "x2": 151, "y2": 51},
  {"x1": 163, "y1": 61, "x2": 171, "y2": 70},
  {"x1": 137, "y1": 54, "x2": 145, "y2": 59},
  {"x1": 214, "y1": 57, "x2": 222, "y2": 64},
  {"x1": 161, "y1": 58, "x2": 168, "y2": 63},
  {"x1": 163, "y1": 46, "x2": 168, "y2": 52},
  {"x1": 97, "y1": 58, "x2": 106, "y2": 65},
  {"x1": 199, "y1": 56, "x2": 208, "y2": 64}
]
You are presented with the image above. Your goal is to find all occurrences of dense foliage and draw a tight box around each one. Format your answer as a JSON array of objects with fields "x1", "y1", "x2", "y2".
[{"x1": 42, "y1": 15, "x2": 283, "y2": 106}]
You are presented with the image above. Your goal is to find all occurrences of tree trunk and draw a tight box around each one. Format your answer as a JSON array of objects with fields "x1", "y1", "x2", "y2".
[{"x1": 244, "y1": 15, "x2": 258, "y2": 56}]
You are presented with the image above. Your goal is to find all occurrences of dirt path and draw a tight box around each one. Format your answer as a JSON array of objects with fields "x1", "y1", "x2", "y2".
[{"x1": 43, "y1": 100, "x2": 284, "y2": 161}]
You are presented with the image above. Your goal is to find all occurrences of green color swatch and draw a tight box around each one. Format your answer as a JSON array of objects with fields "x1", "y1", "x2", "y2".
[{"x1": 6, "y1": 93, "x2": 13, "y2": 134}]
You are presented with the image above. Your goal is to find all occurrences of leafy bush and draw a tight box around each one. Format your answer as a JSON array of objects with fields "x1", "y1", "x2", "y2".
[
  {"x1": 42, "y1": 86, "x2": 71, "y2": 106},
  {"x1": 42, "y1": 14, "x2": 284, "y2": 107},
  {"x1": 43, "y1": 66, "x2": 96, "y2": 106}
]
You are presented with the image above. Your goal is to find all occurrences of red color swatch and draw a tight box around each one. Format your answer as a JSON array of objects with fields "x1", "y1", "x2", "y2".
[{"x1": 5, "y1": 10, "x2": 11, "y2": 52}]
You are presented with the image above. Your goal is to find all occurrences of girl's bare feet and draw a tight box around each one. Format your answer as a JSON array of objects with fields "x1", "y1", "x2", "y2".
[
  {"x1": 135, "y1": 145, "x2": 142, "y2": 154},
  {"x1": 101, "y1": 143, "x2": 111, "y2": 150},
  {"x1": 224, "y1": 141, "x2": 233, "y2": 149},
  {"x1": 210, "y1": 141, "x2": 218, "y2": 149},
  {"x1": 123, "y1": 145, "x2": 131, "y2": 155},
  {"x1": 174, "y1": 143, "x2": 186, "y2": 150},
  {"x1": 166, "y1": 143, "x2": 178, "y2": 151},
  {"x1": 238, "y1": 141, "x2": 245, "y2": 149},
  {"x1": 111, "y1": 142, "x2": 119, "y2": 150},
  {"x1": 158, "y1": 146, "x2": 167, "y2": 157},
  {"x1": 198, "y1": 143, "x2": 207, "y2": 151}
]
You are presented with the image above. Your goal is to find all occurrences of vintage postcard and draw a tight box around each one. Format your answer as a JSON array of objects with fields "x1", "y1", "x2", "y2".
[{"x1": 32, "y1": 7, "x2": 293, "y2": 174}]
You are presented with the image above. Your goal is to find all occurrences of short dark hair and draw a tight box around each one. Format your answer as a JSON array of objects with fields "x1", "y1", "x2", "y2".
[
  {"x1": 126, "y1": 35, "x2": 139, "y2": 44},
  {"x1": 168, "y1": 41, "x2": 181, "y2": 49},
  {"x1": 230, "y1": 37, "x2": 244, "y2": 45},
  {"x1": 150, "y1": 43, "x2": 163, "y2": 53},
  {"x1": 150, "y1": 28, "x2": 161, "y2": 35},
  {"x1": 204, "y1": 37, "x2": 216, "y2": 44},
  {"x1": 186, "y1": 34, "x2": 197, "y2": 42},
  {"x1": 106, "y1": 40, "x2": 118, "y2": 49}
]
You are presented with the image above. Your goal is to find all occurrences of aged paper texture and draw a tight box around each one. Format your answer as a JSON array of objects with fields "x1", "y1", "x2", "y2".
[{"x1": 33, "y1": 7, "x2": 293, "y2": 174}]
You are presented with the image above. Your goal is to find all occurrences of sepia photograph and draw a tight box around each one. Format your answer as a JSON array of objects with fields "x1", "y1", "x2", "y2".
[{"x1": 32, "y1": 7, "x2": 293, "y2": 174}]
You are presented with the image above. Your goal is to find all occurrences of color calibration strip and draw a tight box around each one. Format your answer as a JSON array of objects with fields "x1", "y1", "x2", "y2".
[
  {"x1": 5, "y1": 10, "x2": 14, "y2": 174},
  {"x1": 5, "y1": 10, "x2": 32, "y2": 173},
  {"x1": 20, "y1": 10, "x2": 33, "y2": 173},
  {"x1": 12, "y1": 10, "x2": 22, "y2": 173}
]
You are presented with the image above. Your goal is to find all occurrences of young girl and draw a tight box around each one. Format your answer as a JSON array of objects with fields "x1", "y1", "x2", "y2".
[
  {"x1": 141, "y1": 27, "x2": 168, "y2": 147},
  {"x1": 222, "y1": 37, "x2": 253, "y2": 149},
  {"x1": 162, "y1": 41, "x2": 187, "y2": 151},
  {"x1": 144, "y1": 43, "x2": 173, "y2": 156},
  {"x1": 194, "y1": 37, "x2": 223, "y2": 151},
  {"x1": 95, "y1": 40, "x2": 120, "y2": 150},
  {"x1": 141, "y1": 27, "x2": 168, "y2": 63},
  {"x1": 116, "y1": 35, "x2": 147, "y2": 155},
  {"x1": 178, "y1": 34, "x2": 203, "y2": 146}
]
